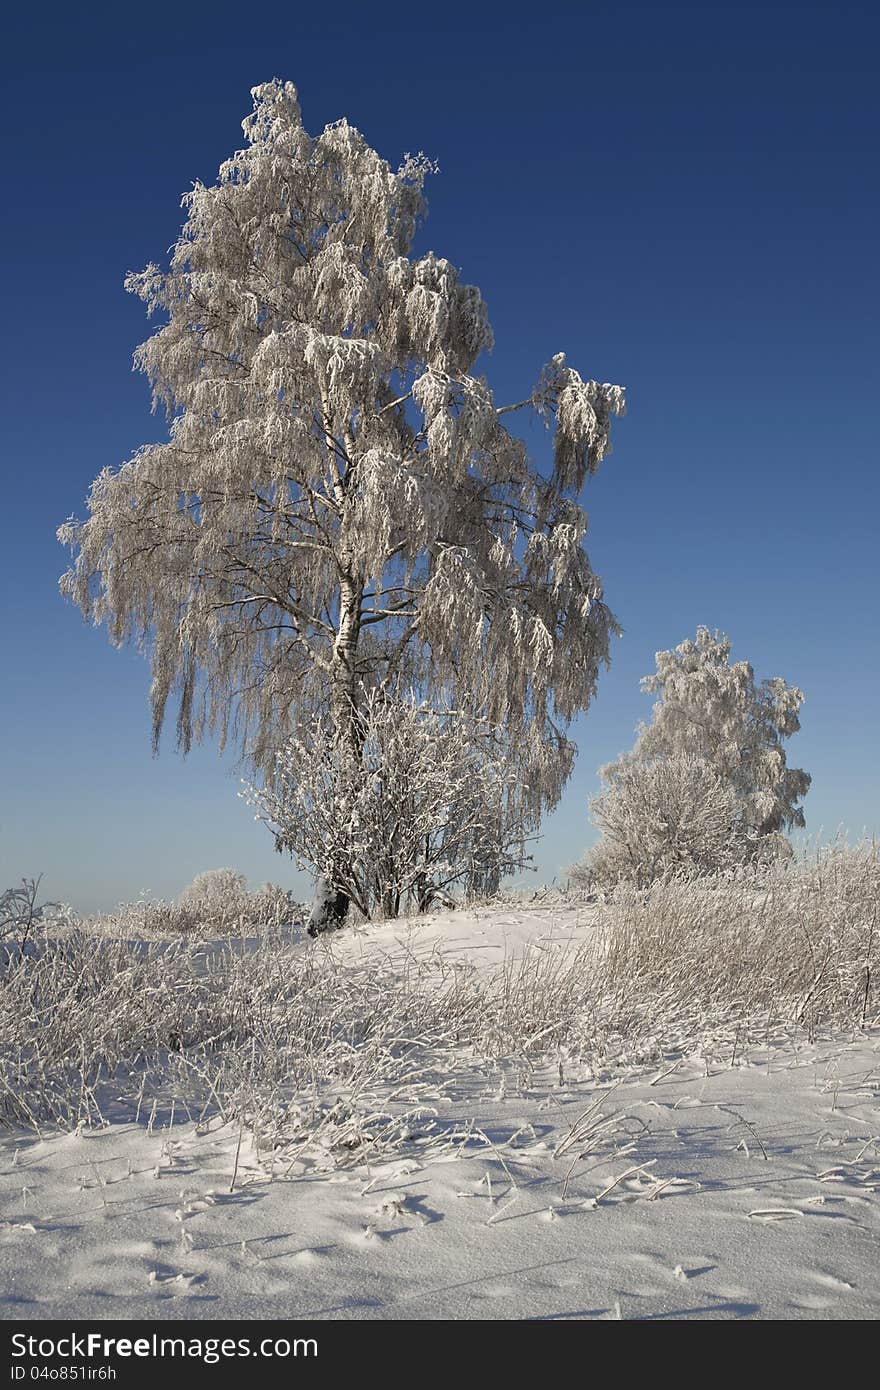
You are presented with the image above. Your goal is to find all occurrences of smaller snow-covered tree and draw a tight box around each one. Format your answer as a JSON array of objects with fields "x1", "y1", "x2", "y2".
[
  {"x1": 612, "y1": 628, "x2": 810, "y2": 837},
  {"x1": 575, "y1": 629, "x2": 809, "y2": 889},
  {"x1": 246, "y1": 690, "x2": 536, "y2": 926}
]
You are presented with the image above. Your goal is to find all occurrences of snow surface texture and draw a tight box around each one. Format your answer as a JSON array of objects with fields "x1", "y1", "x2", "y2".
[{"x1": 2, "y1": 904, "x2": 878, "y2": 1321}]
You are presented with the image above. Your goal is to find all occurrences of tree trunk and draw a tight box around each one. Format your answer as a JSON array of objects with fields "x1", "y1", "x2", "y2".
[
  {"x1": 331, "y1": 575, "x2": 363, "y2": 751},
  {"x1": 309, "y1": 572, "x2": 363, "y2": 935},
  {"x1": 306, "y1": 877, "x2": 351, "y2": 937}
]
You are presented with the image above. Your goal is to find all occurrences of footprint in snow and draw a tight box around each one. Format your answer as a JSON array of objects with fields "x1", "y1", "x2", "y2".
[{"x1": 148, "y1": 1269, "x2": 206, "y2": 1293}]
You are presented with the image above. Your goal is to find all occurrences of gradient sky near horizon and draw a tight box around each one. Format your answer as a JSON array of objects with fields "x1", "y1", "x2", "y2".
[{"x1": 1, "y1": 2, "x2": 877, "y2": 913}]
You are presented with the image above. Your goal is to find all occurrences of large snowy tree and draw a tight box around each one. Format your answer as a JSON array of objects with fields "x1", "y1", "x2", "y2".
[{"x1": 59, "y1": 80, "x2": 625, "y2": 915}]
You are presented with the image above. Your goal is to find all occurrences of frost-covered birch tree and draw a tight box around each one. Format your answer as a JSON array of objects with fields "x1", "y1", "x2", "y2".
[
  {"x1": 59, "y1": 80, "x2": 625, "y2": 918},
  {"x1": 607, "y1": 628, "x2": 811, "y2": 838},
  {"x1": 574, "y1": 630, "x2": 810, "y2": 889}
]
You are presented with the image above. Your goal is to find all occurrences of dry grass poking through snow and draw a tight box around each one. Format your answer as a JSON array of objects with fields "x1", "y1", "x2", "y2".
[
  {"x1": 597, "y1": 839, "x2": 878, "y2": 1044},
  {"x1": 68, "y1": 882, "x2": 302, "y2": 939},
  {"x1": 1, "y1": 843, "x2": 876, "y2": 1177}
]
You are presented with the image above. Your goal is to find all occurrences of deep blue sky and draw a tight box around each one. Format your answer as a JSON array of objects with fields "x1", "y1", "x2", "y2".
[{"x1": 1, "y1": 2, "x2": 877, "y2": 911}]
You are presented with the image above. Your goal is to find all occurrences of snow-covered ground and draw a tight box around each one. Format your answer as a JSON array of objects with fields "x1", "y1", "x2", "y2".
[
  {"x1": 2, "y1": 904, "x2": 878, "y2": 1321},
  {"x1": 308, "y1": 897, "x2": 596, "y2": 970}
]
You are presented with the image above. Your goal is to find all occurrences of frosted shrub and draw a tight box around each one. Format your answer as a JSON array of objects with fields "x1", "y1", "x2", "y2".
[
  {"x1": 68, "y1": 881, "x2": 303, "y2": 941},
  {"x1": 576, "y1": 629, "x2": 810, "y2": 888},
  {"x1": 177, "y1": 871, "x2": 300, "y2": 932},
  {"x1": 179, "y1": 868, "x2": 249, "y2": 907},
  {"x1": 248, "y1": 689, "x2": 534, "y2": 924},
  {"x1": 573, "y1": 754, "x2": 752, "y2": 889}
]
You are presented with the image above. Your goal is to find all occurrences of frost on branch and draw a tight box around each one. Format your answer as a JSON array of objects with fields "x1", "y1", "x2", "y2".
[
  {"x1": 533, "y1": 353, "x2": 626, "y2": 492},
  {"x1": 1, "y1": 877, "x2": 58, "y2": 950}
]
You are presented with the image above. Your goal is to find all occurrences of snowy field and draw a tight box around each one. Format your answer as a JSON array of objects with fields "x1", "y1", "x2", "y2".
[{"x1": 2, "y1": 901, "x2": 878, "y2": 1321}]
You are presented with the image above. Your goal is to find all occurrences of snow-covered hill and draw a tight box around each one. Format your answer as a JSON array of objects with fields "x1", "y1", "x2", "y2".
[{"x1": 2, "y1": 903, "x2": 878, "y2": 1320}]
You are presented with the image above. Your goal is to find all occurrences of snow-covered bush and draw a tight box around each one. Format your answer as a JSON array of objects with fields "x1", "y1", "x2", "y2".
[
  {"x1": 179, "y1": 867, "x2": 249, "y2": 906},
  {"x1": 61, "y1": 880, "x2": 303, "y2": 941},
  {"x1": 572, "y1": 753, "x2": 771, "y2": 890},
  {"x1": 248, "y1": 689, "x2": 535, "y2": 925},
  {"x1": 178, "y1": 870, "x2": 300, "y2": 928}
]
